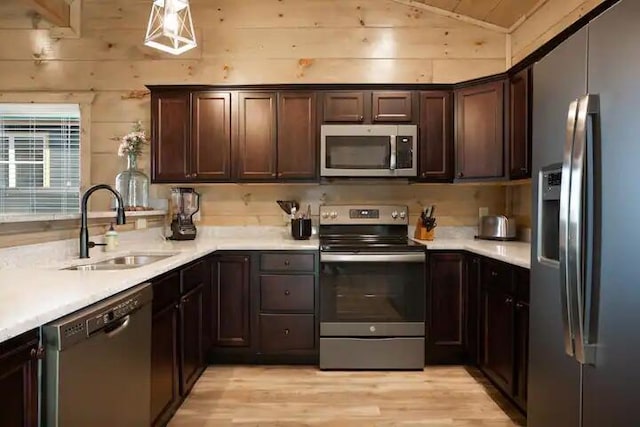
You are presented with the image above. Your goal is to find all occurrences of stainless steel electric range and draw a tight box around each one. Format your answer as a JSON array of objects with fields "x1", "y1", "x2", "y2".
[{"x1": 318, "y1": 205, "x2": 426, "y2": 370}]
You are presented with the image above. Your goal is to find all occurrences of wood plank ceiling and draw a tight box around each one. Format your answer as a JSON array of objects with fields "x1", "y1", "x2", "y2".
[{"x1": 414, "y1": 0, "x2": 541, "y2": 28}]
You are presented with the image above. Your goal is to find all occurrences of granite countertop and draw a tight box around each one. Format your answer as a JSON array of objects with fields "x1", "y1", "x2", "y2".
[
  {"x1": 412, "y1": 238, "x2": 531, "y2": 269},
  {"x1": 0, "y1": 231, "x2": 318, "y2": 343},
  {"x1": 0, "y1": 226, "x2": 531, "y2": 344}
]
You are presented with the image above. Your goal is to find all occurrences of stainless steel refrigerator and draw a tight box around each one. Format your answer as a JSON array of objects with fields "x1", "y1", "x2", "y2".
[{"x1": 530, "y1": 0, "x2": 640, "y2": 425}]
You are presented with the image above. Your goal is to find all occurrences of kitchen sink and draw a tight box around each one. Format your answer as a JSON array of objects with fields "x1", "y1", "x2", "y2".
[{"x1": 64, "y1": 253, "x2": 177, "y2": 271}]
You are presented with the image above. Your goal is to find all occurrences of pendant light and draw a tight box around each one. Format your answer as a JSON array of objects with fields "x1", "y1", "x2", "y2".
[{"x1": 144, "y1": 0, "x2": 197, "y2": 55}]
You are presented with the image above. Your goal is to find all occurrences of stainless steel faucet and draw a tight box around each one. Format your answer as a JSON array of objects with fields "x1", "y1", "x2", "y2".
[{"x1": 80, "y1": 184, "x2": 126, "y2": 258}]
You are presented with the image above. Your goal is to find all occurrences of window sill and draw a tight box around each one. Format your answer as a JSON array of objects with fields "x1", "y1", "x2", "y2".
[{"x1": 0, "y1": 210, "x2": 167, "y2": 224}]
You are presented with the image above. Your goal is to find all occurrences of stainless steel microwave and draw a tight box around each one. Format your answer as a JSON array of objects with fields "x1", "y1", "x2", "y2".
[{"x1": 320, "y1": 124, "x2": 418, "y2": 178}]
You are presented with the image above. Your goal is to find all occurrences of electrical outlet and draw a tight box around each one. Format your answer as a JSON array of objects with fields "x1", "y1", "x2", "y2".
[
  {"x1": 135, "y1": 218, "x2": 147, "y2": 229},
  {"x1": 479, "y1": 207, "x2": 489, "y2": 219},
  {"x1": 193, "y1": 211, "x2": 201, "y2": 222}
]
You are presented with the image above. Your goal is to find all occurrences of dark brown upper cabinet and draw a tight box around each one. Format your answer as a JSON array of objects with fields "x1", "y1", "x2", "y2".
[
  {"x1": 322, "y1": 91, "x2": 415, "y2": 124},
  {"x1": 235, "y1": 92, "x2": 277, "y2": 181},
  {"x1": 426, "y1": 252, "x2": 466, "y2": 364},
  {"x1": 191, "y1": 92, "x2": 232, "y2": 181},
  {"x1": 372, "y1": 91, "x2": 414, "y2": 122},
  {"x1": 455, "y1": 80, "x2": 505, "y2": 180},
  {"x1": 322, "y1": 91, "x2": 366, "y2": 122},
  {"x1": 151, "y1": 91, "x2": 190, "y2": 182},
  {"x1": 418, "y1": 91, "x2": 454, "y2": 181},
  {"x1": 277, "y1": 92, "x2": 317, "y2": 180},
  {"x1": 509, "y1": 68, "x2": 532, "y2": 180}
]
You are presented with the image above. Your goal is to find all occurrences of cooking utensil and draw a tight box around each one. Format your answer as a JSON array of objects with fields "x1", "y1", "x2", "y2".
[{"x1": 277, "y1": 200, "x2": 300, "y2": 215}]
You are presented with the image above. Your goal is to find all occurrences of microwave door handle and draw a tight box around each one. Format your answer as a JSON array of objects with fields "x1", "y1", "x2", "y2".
[
  {"x1": 389, "y1": 135, "x2": 397, "y2": 170},
  {"x1": 560, "y1": 99, "x2": 579, "y2": 358}
]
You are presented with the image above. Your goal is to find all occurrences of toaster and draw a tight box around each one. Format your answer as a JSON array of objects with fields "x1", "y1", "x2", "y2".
[{"x1": 477, "y1": 215, "x2": 517, "y2": 241}]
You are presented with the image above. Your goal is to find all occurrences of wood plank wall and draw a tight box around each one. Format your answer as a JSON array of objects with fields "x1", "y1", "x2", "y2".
[
  {"x1": 510, "y1": 0, "x2": 607, "y2": 64},
  {"x1": 0, "y1": 0, "x2": 508, "y2": 248},
  {"x1": 506, "y1": 182, "x2": 532, "y2": 229},
  {"x1": 175, "y1": 183, "x2": 507, "y2": 228}
]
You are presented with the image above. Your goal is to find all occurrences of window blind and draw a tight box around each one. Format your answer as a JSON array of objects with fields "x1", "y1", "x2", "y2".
[{"x1": 0, "y1": 104, "x2": 81, "y2": 215}]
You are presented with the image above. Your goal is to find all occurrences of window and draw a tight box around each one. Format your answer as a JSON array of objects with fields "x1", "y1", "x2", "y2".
[{"x1": 0, "y1": 104, "x2": 80, "y2": 214}]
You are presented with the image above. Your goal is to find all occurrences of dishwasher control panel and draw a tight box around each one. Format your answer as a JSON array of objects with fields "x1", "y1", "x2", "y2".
[
  {"x1": 87, "y1": 293, "x2": 144, "y2": 335},
  {"x1": 43, "y1": 283, "x2": 153, "y2": 351}
]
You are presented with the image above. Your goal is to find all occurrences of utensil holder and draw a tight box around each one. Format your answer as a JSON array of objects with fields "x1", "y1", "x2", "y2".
[
  {"x1": 291, "y1": 218, "x2": 312, "y2": 240},
  {"x1": 414, "y1": 224, "x2": 435, "y2": 241}
]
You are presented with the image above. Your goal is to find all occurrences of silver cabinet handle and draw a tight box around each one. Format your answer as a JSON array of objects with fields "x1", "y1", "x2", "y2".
[
  {"x1": 560, "y1": 99, "x2": 579, "y2": 358},
  {"x1": 389, "y1": 135, "x2": 397, "y2": 170}
]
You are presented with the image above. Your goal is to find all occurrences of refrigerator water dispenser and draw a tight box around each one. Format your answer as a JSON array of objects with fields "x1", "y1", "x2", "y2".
[{"x1": 538, "y1": 164, "x2": 562, "y2": 265}]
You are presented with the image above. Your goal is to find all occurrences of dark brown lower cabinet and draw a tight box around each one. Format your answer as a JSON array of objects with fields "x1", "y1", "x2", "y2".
[
  {"x1": 477, "y1": 258, "x2": 530, "y2": 414},
  {"x1": 211, "y1": 252, "x2": 318, "y2": 363},
  {"x1": 0, "y1": 329, "x2": 39, "y2": 427},
  {"x1": 426, "y1": 252, "x2": 466, "y2": 364},
  {"x1": 179, "y1": 285, "x2": 204, "y2": 395},
  {"x1": 514, "y1": 301, "x2": 529, "y2": 410},
  {"x1": 481, "y1": 285, "x2": 515, "y2": 393},
  {"x1": 465, "y1": 255, "x2": 481, "y2": 365},
  {"x1": 151, "y1": 302, "x2": 180, "y2": 427},
  {"x1": 212, "y1": 254, "x2": 252, "y2": 349},
  {"x1": 151, "y1": 259, "x2": 210, "y2": 426},
  {"x1": 259, "y1": 314, "x2": 315, "y2": 353}
]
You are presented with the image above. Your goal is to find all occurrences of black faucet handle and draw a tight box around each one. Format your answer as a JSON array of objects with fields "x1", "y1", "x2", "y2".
[{"x1": 88, "y1": 241, "x2": 107, "y2": 249}]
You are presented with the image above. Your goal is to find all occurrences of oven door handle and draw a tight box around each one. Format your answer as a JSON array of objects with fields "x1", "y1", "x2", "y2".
[{"x1": 320, "y1": 252, "x2": 425, "y2": 263}]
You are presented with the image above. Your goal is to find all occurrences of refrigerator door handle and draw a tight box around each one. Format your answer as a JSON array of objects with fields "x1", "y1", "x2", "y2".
[
  {"x1": 560, "y1": 99, "x2": 579, "y2": 357},
  {"x1": 571, "y1": 94, "x2": 599, "y2": 366}
]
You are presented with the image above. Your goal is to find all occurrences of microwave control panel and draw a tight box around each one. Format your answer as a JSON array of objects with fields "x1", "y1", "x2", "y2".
[{"x1": 396, "y1": 136, "x2": 413, "y2": 169}]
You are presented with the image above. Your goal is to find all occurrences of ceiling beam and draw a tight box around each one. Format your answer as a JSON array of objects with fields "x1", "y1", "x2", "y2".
[
  {"x1": 23, "y1": 0, "x2": 70, "y2": 27},
  {"x1": 389, "y1": 0, "x2": 509, "y2": 33}
]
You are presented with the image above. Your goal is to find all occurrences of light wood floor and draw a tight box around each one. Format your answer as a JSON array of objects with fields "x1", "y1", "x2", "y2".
[{"x1": 169, "y1": 366, "x2": 526, "y2": 426}]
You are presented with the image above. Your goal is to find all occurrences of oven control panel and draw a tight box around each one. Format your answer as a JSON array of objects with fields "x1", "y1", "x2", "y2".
[
  {"x1": 350, "y1": 209, "x2": 379, "y2": 219},
  {"x1": 320, "y1": 205, "x2": 408, "y2": 225}
]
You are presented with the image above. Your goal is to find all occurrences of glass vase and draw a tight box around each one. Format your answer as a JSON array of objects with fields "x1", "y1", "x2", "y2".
[{"x1": 115, "y1": 154, "x2": 149, "y2": 210}]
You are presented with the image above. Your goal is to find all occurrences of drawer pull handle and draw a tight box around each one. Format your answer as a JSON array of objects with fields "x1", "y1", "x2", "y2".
[
  {"x1": 284, "y1": 290, "x2": 290, "y2": 296},
  {"x1": 284, "y1": 329, "x2": 290, "y2": 336},
  {"x1": 505, "y1": 297, "x2": 513, "y2": 305},
  {"x1": 516, "y1": 302, "x2": 524, "y2": 309},
  {"x1": 491, "y1": 271, "x2": 498, "y2": 277},
  {"x1": 30, "y1": 348, "x2": 37, "y2": 359},
  {"x1": 284, "y1": 260, "x2": 290, "y2": 266}
]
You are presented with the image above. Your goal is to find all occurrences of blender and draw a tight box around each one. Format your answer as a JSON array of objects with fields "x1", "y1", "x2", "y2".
[{"x1": 169, "y1": 187, "x2": 200, "y2": 240}]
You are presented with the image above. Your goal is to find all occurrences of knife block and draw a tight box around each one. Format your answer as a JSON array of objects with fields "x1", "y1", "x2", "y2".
[{"x1": 414, "y1": 222, "x2": 435, "y2": 241}]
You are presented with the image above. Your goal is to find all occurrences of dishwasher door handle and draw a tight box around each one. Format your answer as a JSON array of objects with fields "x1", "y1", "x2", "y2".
[{"x1": 105, "y1": 315, "x2": 130, "y2": 338}]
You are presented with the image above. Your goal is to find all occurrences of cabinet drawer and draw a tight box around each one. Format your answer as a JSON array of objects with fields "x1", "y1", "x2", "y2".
[
  {"x1": 481, "y1": 259, "x2": 513, "y2": 294},
  {"x1": 259, "y1": 314, "x2": 315, "y2": 353},
  {"x1": 260, "y1": 253, "x2": 315, "y2": 272},
  {"x1": 152, "y1": 272, "x2": 181, "y2": 312},
  {"x1": 181, "y1": 259, "x2": 207, "y2": 294},
  {"x1": 260, "y1": 275, "x2": 314, "y2": 312}
]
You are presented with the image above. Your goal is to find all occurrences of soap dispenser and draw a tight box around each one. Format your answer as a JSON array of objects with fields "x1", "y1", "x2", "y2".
[{"x1": 104, "y1": 223, "x2": 119, "y2": 252}]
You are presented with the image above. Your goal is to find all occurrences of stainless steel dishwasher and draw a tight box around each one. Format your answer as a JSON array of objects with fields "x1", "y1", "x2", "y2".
[{"x1": 42, "y1": 283, "x2": 153, "y2": 427}]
